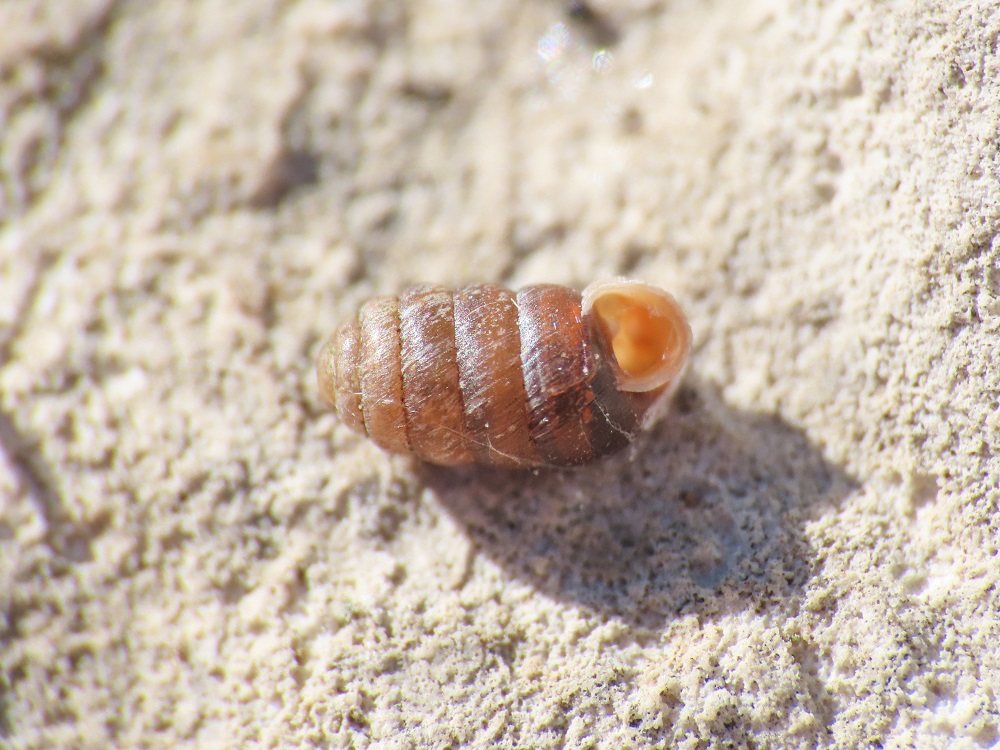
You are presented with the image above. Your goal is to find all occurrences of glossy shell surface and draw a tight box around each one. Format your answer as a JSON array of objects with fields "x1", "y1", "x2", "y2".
[{"x1": 317, "y1": 279, "x2": 691, "y2": 467}]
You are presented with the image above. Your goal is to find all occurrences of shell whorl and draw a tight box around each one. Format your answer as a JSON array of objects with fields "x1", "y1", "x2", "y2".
[{"x1": 317, "y1": 280, "x2": 691, "y2": 467}]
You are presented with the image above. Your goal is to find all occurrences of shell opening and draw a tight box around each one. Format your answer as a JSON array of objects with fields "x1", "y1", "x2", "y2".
[{"x1": 583, "y1": 279, "x2": 691, "y2": 393}]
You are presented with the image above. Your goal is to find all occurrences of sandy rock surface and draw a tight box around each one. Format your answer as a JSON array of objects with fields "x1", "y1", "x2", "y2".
[{"x1": 1, "y1": 0, "x2": 998, "y2": 747}]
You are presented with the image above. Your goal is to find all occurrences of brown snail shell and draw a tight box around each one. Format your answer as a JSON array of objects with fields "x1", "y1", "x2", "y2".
[{"x1": 317, "y1": 279, "x2": 691, "y2": 468}]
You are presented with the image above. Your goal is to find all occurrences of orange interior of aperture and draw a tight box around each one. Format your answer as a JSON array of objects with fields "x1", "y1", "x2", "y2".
[{"x1": 592, "y1": 292, "x2": 680, "y2": 387}]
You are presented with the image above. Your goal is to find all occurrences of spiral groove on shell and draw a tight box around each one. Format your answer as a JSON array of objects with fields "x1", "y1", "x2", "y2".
[{"x1": 317, "y1": 280, "x2": 691, "y2": 467}]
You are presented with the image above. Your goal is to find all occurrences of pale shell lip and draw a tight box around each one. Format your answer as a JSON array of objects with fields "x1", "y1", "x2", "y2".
[{"x1": 581, "y1": 277, "x2": 693, "y2": 394}]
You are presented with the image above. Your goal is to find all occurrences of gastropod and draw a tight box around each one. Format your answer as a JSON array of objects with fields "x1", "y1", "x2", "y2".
[{"x1": 317, "y1": 279, "x2": 691, "y2": 468}]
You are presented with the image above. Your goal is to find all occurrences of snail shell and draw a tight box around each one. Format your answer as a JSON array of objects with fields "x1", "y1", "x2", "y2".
[{"x1": 317, "y1": 279, "x2": 691, "y2": 468}]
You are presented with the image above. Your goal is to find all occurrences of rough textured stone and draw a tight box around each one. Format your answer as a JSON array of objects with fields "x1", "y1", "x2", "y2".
[{"x1": 1, "y1": 0, "x2": 998, "y2": 747}]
